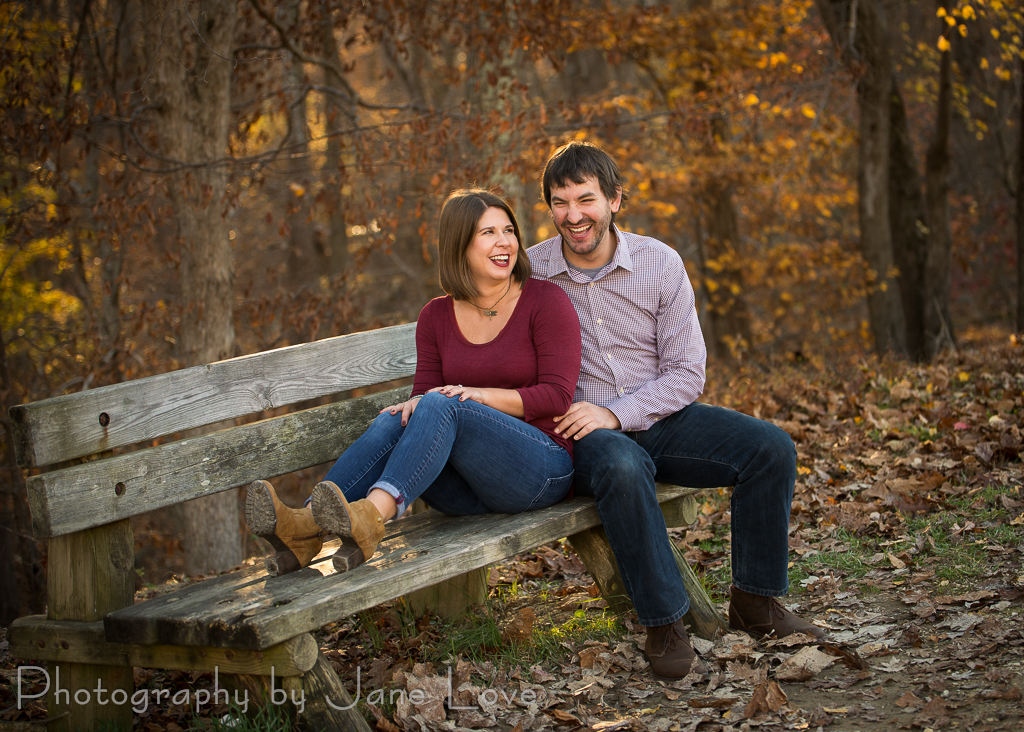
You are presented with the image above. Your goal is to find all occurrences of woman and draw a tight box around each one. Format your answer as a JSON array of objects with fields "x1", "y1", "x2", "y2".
[{"x1": 247, "y1": 189, "x2": 582, "y2": 575}]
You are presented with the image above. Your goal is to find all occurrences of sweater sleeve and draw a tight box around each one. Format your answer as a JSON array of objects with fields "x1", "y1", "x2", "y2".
[
  {"x1": 411, "y1": 299, "x2": 446, "y2": 396},
  {"x1": 517, "y1": 282, "x2": 582, "y2": 422}
]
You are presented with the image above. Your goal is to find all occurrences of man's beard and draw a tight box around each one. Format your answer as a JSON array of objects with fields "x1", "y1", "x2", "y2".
[{"x1": 558, "y1": 214, "x2": 612, "y2": 256}]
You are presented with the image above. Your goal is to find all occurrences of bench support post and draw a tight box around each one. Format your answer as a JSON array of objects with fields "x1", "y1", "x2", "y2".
[
  {"x1": 405, "y1": 568, "x2": 488, "y2": 619},
  {"x1": 568, "y1": 497, "x2": 728, "y2": 639},
  {"x1": 46, "y1": 520, "x2": 135, "y2": 732},
  {"x1": 224, "y1": 651, "x2": 371, "y2": 732},
  {"x1": 566, "y1": 526, "x2": 632, "y2": 616}
]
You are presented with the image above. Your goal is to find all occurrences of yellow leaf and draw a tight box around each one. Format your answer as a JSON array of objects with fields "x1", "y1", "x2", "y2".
[
  {"x1": 958, "y1": 371, "x2": 970, "y2": 382},
  {"x1": 801, "y1": 103, "x2": 816, "y2": 119},
  {"x1": 936, "y1": 6, "x2": 947, "y2": 15},
  {"x1": 945, "y1": 15, "x2": 957, "y2": 26},
  {"x1": 744, "y1": 93, "x2": 760, "y2": 106},
  {"x1": 959, "y1": 24, "x2": 968, "y2": 37},
  {"x1": 981, "y1": 58, "x2": 989, "y2": 69},
  {"x1": 288, "y1": 182, "x2": 306, "y2": 197},
  {"x1": 937, "y1": 35, "x2": 951, "y2": 51},
  {"x1": 992, "y1": 28, "x2": 1000, "y2": 39}
]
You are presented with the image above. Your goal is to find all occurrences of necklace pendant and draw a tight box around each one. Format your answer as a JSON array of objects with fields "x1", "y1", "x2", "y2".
[{"x1": 483, "y1": 309, "x2": 497, "y2": 317}]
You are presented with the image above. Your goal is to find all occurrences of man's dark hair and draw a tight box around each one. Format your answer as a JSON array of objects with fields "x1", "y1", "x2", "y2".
[{"x1": 542, "y1": 141, "x2": 629, "y2": 221}]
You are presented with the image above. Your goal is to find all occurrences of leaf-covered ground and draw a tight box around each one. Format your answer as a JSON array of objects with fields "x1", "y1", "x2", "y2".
[{"x1": 2, "y1": 332, "x2": 1022, "y2": 731}]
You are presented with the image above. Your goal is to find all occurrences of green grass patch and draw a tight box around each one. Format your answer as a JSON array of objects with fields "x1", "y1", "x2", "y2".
[{"x1": 190, "y1": 699, "x2": 292, "y2": 731}]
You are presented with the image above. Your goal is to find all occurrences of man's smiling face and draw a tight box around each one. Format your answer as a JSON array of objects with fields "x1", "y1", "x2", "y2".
[{"x1": 549, "y1": 175, "x2": 621, "y2": 268}]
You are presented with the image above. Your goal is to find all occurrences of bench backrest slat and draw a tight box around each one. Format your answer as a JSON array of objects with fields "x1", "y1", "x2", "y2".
[
  {"x1": 26, "y1": 387, "x2": 411, "y2": 539},
  {"x1": 11, "y1": 324, "x2": 416, "y2": 470}
]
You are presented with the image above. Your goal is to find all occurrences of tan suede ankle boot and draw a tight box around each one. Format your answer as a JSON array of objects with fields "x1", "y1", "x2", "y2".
[
  {"x1": 245, "y1": 480, "x2": 323, "y2": 575},
  {"x1": 310, "y1": 480, "x2": 386, "y2": 572}
]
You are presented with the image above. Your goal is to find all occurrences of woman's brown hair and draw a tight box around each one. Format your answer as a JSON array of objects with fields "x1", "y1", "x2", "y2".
[{"x1": 438, "y1": 189, "x2": 531, "y2": 300}]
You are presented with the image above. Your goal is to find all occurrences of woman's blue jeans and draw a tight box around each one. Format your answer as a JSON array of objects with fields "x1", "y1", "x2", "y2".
[
  {"x1": 321, "y1": 391, "x2": 574, "y2": 517},
  {"x1": 571, "y1": 401, "x2": 797, "y2": 627}
]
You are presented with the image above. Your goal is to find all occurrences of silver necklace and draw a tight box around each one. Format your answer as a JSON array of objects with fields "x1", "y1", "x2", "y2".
[{"x1": 469, "y1": 278, "x2": 512, "y2": 319}]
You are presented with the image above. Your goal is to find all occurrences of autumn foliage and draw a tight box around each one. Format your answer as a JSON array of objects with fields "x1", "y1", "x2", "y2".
[{"x1": 1, "y1": 0, "x2": 1023, "y2": 616}]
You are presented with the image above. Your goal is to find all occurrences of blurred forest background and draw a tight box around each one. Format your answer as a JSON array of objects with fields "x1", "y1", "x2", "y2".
[{"x1": 3, "y1": 0, "x2": 1024, "y2": 624}]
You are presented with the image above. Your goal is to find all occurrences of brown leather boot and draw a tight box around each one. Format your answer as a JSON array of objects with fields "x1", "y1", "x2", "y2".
[
  {"x1": 246, "y1": 480, "x2": 323, "y2": 576},
  {"x1": 643, "y1": 619, "x2": 707, "y2": 680},
  {"x1": 311, "y1": 481, "x2": 386, "y2": 572},
  {"x1": 728, "y1": 585, "x2": 825, "y2": 640}
]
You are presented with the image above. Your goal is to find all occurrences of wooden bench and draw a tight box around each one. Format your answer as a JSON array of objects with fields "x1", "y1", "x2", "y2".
[{"x1": 8, "y1": 322, "x2": 727, "y2": 732}]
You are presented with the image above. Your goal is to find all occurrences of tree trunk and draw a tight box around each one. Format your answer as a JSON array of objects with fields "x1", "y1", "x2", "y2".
[
  {"x1": 817, "y1": 0, "x2": 907, "y2": 355},
  {"x1": 0, "y1": 323, "x2": 46, "y2": 626},
  {"x1": 321, "y1": 14, "x2": 353, "y2": 279},
  {"x1": 702, "y1": 177, "x2": 752, "y2": 361},
  {"x1": 144, "y1": 0, "x2": 242, "y2": 576},
  {"x1": 923, "y1": 13, "x2": 955, "y2": 357},
  {"x1": 888, "y1": 80, "x2": 928, "y2": 361},
  {"x1": 1019, "y1": 53, "x2": 1024, "y2": 333},
  {"x1": 284, "y1": 18, "x2": 321, "y2": 291}
]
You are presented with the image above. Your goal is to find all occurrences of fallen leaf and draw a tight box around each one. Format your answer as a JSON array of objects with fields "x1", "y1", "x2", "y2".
[
  {"x1": 502, "y1": 607, "x2": 535, "y2": 642},
  {"x1": 547, "y1": 708, "x2": 582, "y2": 725},
  {"x1": 743, "y1": 680, "x2": 788, "y2": 718},
  {"x1": 895, "y1": 691, "x2": 923, "y2": 708},
  {"x1": 776, "y1": 646, "x2": 838, "y2": 681}
]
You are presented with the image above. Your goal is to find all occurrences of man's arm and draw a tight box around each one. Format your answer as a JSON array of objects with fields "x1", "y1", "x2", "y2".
[{"x1": 605, "y1": 254, "x2": 707, "y2": 432}]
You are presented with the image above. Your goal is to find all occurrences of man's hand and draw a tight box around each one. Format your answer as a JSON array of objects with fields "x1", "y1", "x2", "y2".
[{"x1": 553, "y1": 401, "x2": 621, "y2": 440}]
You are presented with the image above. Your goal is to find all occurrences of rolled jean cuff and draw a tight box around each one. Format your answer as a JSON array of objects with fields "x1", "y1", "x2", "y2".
[
  {"x1": 371, "y1": 480, "x2": 405, "y2": 517},
  {"x1": 639, "y1": 602, "x2": 690, "y2": 629},
  {"x1": 731, "y1": 579, "x2": 788, "y2": 598}
]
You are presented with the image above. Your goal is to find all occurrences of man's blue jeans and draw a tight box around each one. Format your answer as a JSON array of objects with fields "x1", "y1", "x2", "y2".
[
  {"x1": 571, "y1": 401, "x2": 797, "y2": 627},
  {"x1": 321, "y1": 391, "x2": 574, "y2": 517}
]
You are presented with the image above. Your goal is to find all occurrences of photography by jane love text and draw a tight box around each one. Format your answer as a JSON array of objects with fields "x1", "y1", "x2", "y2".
[{"x1": 15, "y1": 664, "x2": 539, "y2": 715}]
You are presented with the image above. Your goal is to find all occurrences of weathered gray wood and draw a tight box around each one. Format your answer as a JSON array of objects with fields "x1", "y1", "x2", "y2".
[
  {"x1": 566, "y1": 526, "x2": 632, "y2": 615},
  {"x1": 26, "y1": 386, "x2": 411, "y2": 538},
  {"x1": 221, "y1": 652, "x2": 370, "y2": 732},
  {"x1": 405, "y1": 568, "x2": 489, "y2": 618},
  {"x1": 9, "y1": 616, "x2": 317, "y2": 676},
  {"x1": 11, "y1": 323, "x2": 416, "y2": 469},
  {"x1": 296, "y1": 653, "x2": 372, "y2": 732},
  {"x1": 105, "y1": 487, "x2": 702, "y2": 650},
  {"x1": 672, "y1": 541, "x2": 730, "y2": 639},
  {"x1": 660, "y1": 487, "x2": 704, "y2": 528},
  {"x1": 46, "y1": 521, "x2": 135, "y2": 732}
]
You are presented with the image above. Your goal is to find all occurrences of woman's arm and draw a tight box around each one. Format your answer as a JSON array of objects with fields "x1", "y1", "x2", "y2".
[
  {"x1": 428, "y1": 384, "x2": 525, "y2": 417},
  {"x1": 515, "y1": 284, "x2": 582, "y2": 421}
]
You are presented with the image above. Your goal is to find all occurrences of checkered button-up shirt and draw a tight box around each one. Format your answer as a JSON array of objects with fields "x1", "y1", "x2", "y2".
[{"x1": 527, "y1": 227, "x2": 707, "y2": 432}]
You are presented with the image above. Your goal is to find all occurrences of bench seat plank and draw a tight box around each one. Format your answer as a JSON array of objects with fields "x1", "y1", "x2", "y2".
[
  {"x1": 11, "y1": 324, "x2": 415, "y2": 469},
  {"x1": 105, "y1": 486, "x2": 701, "y2": 651},
  {"x1": 9, "y1": 616, "x2": 318, "y2": 676},
  {"x1": 27, "y1": 387, "x2": 410, "y2": 538}
]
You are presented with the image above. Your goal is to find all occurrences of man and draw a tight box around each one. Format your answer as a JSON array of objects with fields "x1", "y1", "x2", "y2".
[{"x1": 526, "y1": 141, "x2": 824, "y2": 681}]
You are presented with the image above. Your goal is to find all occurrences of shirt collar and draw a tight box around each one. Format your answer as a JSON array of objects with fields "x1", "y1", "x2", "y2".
[{"x1": 550, "y1": 225, "x2": 634, "y2": 279}]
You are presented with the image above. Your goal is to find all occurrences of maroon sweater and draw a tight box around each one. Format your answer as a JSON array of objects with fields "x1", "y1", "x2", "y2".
[{"x1": 412, "y1": 277, "x2": 582, "y2": 458}]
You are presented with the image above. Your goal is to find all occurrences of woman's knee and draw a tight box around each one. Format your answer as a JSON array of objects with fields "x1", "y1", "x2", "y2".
[{"x1": 415, "y1": 390, "x2": 456, "y2": 415}]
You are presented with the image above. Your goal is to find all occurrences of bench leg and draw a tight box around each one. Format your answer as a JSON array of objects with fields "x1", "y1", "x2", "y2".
[
  {"x1": 566, "y1": 526, "x2": 632, "y2": 616},
  {"x1": 224, "y1": 651, "x2": 371, "y2": 732},
  {"x1": 669, "y1": 541, "x2": 729, "y2": 638},
  {"x1": 405, "y1": 567, "x2": 488, "y2": 618},
  {"x1": 46, "y1": 520, "x2": 135, "y2": 732},
  {"x1": 568, "y1": 525, "x2": 728, "y2": 639}
]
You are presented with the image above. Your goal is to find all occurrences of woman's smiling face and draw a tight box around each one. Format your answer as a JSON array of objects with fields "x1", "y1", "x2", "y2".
[{"x1": 466, "y1": 206, "x2": 518, "y2": 286}]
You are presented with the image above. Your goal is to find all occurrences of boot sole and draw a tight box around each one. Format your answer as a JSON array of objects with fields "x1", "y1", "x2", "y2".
[
  {"x1": 245, "y1": 480, "x2": 279, "y2": 537},
  {"x1": 641, "y1": 651, "x2": 708, "y2": 681},
  {"x1": 311, "y1": 481, "x2": 367, "y2": 573},
  {"x1": 311, "y1": 481, "x2": 353, "y2": 537},
  {"x1": 246, "y1": 480, "x2": 307, "y2": 577}
]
